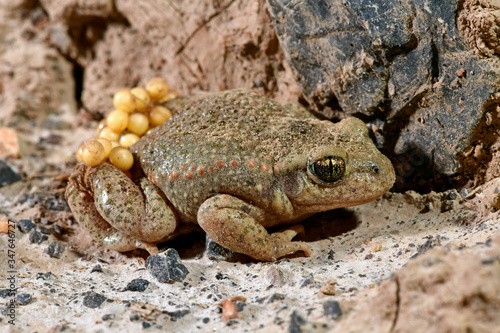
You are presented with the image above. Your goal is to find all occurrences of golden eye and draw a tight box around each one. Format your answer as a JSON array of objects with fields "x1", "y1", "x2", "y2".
[{"x1": 308, "y1": 156, "x2": 345, "y2": 184}]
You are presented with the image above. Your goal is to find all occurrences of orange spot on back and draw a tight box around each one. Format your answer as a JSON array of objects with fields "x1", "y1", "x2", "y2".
[
  {"x1": 231, "y1": 161, "x2": 238, "y2": 167},
  {"x1": 247, "y1": 160, "x2": 255, "y2": 168},
  {"x1": 284, "y1": 162, "x2": 289, "y2": 168},
  {"x1": 198, "y1": 167, "x2": 204, "y2": 175},
  {"x1": 181, "y1": 165, "x2": 186, "y2": 170},
  {"x1": 171, "y1": 170, "x2": 179, "y2": 179},
  {"x1": 208, "y1": 167, "x2": 214, "y2": 172},
  {"x1": 260, "y1": 164, "x2": 270, "y2": 172},
  {"x1": 217, "y1": 161, "x2": 224, "y2": 167},
  {"x1": 274, "y1": 164, "x2": 280, "y2": 171},
  {"x1": 190, "y1": 165, "x2": 196, "y2": 170},
  {"x1": 184, "y1": 172, "x2": 193, "y2": 179}
]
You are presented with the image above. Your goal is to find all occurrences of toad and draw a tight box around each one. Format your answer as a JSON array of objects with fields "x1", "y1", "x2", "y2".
[{"x1": 65, "y1": 90, "x2": 395, "y2": 261}]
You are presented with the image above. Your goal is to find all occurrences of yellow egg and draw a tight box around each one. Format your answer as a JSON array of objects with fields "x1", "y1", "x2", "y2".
[
  {"x1": 146, "y1": 78, "x2": 169, "y2": 101},
  {"x1": 96, "y1": 119, "x2": 107, "y2": 135},
  {"x1": 82, "y1": 139, "x2": 105, "y2": 167},
  {"x1": 119, "y1": 133, "x2": 141, "y2": 148},
  {"x1": 106, "y1": 109, "x2": 130, "y2": 132},
  {"x1": 99, "y1": 127, "x2": 121, "y2": 141},
  {"x1": 131, "y1": 87, "x2": 151, "y2": 111},
  {"x1": 127, "y1": 113, "x2": 149, "y2": 136},
  {"x1": 149, "y1": 105, "x2": 172, "y2": 126},
  {"x1": 109, "y1": 147, "x2": 134, "y2": 171},
  {"x1": 113, "y1": 89, "x2": 136, "y2": 113},
  {"x1": 159, "y1": 89, "x2": 180, "y2": 103},
  {"x1": 76, "y1": 143, "x2": 85, "y2": 162},
  {"x1": 96, "y1": 138, "x2": 113, "y2": 159}
]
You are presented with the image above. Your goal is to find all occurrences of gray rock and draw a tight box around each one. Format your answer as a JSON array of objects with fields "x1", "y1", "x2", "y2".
[
  {"x1": 146, "y1": 248, "x2": 189, "y2": 283},
  {"x1": 267, "y1": 0, "x2": 500, "y2": 189}
]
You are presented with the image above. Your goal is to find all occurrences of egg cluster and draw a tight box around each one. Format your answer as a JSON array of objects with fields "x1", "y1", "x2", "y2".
[{"x1": 76, "y1": 78, "x2": 177, "y2": 171}]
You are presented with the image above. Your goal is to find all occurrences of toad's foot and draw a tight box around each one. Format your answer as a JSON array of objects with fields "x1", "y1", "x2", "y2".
[{"x1": 197, "y1": 194, "x2": 311, "y2": 261}]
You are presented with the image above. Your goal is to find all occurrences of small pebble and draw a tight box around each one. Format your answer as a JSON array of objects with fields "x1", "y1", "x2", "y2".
[
  {"x1": 299, "y1": 273, "x2": 314, "y2": 288},
  {"x1": 45, "y1": 241, "x2": 65, "y2": 258},
  {"x1": 323, "y1": 300, "x2": 342, "y2": 319},
  {"x1": 261, "y1": 265, "x2": 283, "y2": 287},
  {"x1": 35, "y1": 272, "x2": 52, "y2": 280},
  {"x1": 129, "y1": 311, "x2": 141, "y2": 321},
  {"x1": 319, "y1": 278, "x2": 337, "y2": 295},
  {"x1": 289, "y1": 310, "x2": 308, "y2": 333},
  {"x1": 0, "y1": 289, "x2": 12, "y2": 298},
  {"x1": 102, "y1": 313, "x2": 115, "y2": 321},
  {"x1": 125, "y1": 279, "x2": 150, "y2": 292},
  {"x1": 17, "y1": 219, "x2": 35, "y2": 233},
  {"x1": 82, "y1": 291, "x2": 106, "y2": 308},
  {"x1": 16, "y1": 293, "x2": 32, "y2": 306},
  {"x1": 142, "y1": 321, "x2": 152, "y2": 329},
  {"x1": 39, "y1": 226, "x2": 51, "y2": 235},
  {"x1": 145, "y1": 248, "x2": 189, "y2": 283},
  {"x1": 29, "y1": 230, "x2": 43, "y2": 244},
  {"x1": 91, "y1": 264, "x2": 103, "y2": 273},
  {"x1": 0, "y1": 160, "x2": 21, "y2": 186},
  {"x1": 205, "y1": 235, "x2": 236, "y2": 261}
]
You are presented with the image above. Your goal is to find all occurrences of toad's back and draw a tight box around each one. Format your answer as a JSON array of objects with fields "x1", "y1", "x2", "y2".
[{"x1": 132, "y1": 90, "x2": 331, "y2": 221}]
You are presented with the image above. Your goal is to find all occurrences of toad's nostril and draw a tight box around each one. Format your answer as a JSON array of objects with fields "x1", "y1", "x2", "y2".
[{"x1": 372, "y1": 164, "x2": 380, "y2": 174}]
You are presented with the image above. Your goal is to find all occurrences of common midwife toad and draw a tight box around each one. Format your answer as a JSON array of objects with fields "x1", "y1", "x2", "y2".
[{"x1": 66, "y1": 90, "x2": 395, "y2": 261}]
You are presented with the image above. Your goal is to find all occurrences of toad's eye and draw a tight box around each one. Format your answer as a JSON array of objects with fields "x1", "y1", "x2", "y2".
[{"x1": 308, "y1": 156, "x2": 345, "y2": 185}]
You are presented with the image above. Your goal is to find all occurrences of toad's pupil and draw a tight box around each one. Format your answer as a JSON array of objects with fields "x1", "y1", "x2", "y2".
[{"x1": 313, "y1": 156, "x2": 345, "y2": 183}]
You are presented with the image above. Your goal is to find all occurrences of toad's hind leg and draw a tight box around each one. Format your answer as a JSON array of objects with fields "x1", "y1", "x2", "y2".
[
  {"x1": 92, "y1": 163, "x2": 178, "y2": 243},
  {"x1": 66, "y1": 182, "x2": 158, "y2": 254},
  {"x1": 197, "y1": 195, "x2": 311, "y2": 261}
]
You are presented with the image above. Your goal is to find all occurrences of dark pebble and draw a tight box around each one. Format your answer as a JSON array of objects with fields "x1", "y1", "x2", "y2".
[
  {"x1": 256, "y1": 293, "x2": 286, "y2": 304},
  {"x1": 129, "y1": 311, "x2": 141, "y2": 321},
  {"x1": 29, "y1": 230, "x2": 43, "y2": 244},
  {"x1": 82, "y1": 291, "x2": 106, "y2": 308},
  {"x1": 234, "y1": 301, "x2": 246, "y2": 312},
  {"x1": 16, "y1": 293, "x2": 32, "y2": 305},
  {"x1": 17, "y1": 219, "x2": 35, "y2": 233},
  {"x1": 323, "y1": 300, "x2": 342, "y2": 319},
  {"x1": 0, "y1": 289, "x2": 13, "y2": 298},
  {"x1": 202, "y1": 317, "x2": 210, "y2": 324},
  {"x1": 39, "y1": 226, "x2": 51, "y2": 235},
  {"x1": 299, "y1": 273, "x2": 314, "y2": 288},
  {"x1": 125, "y1": 279, "x2": 150, "y2": 292},
  {"x1": 0, "y1": 160, "x2": 21, "y2": 186},
  {"x1": 52, "y1": 224, "x2": 66, "y2": 235},
  {"x1": 91, "y1": 264, "x2": 103, "y2": 273},
  {"x1": 226, "y1": 319, "x2": 238, "y2": 326},
  {"x1": 35, "y1": 272, "x2": 52, "y2": 280},
  {"x1": 289, "y1": 310, "x2": 308, "y2": 333},
  {"x1": 45, "y1": 241, "x2": 65, "y2": 258},
  {"x1": 447, "y1": 191, "x2": 458, "y2": 200},
  {"x1": 145, "y1": 248, "x2": 189, "y2": 283},
  {"x1": 166, "y1": 309, "x2": 190, "y2": 321},
  {"x1": 215, "y1": 272, "x2": 230, "y2": 280},
  {"x1": 205, "y1": 235, "x2": 236, "y2": 261},
  {"x1": 102, "y1": 313, "x2": 115, "y2": 321},
  {"x1": 142, "y1": 321, "x2": 152, "y2": 329}
]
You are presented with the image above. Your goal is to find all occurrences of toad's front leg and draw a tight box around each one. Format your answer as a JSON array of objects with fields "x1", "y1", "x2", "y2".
[
  {"x1": 65, "y1": 163, "x2": 178, "y2": 253},
  {"x1": 197, "y1": 194, "x2": 311, "y2": 261}
]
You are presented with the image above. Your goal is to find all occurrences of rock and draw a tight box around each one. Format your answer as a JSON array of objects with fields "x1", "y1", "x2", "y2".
[
  {"x1": 0, "y1": 160, "x2": 21, "y2": 186},
  {"x1": 299, "y1": 273, "x2": 314, "y2": 288},
  {"x1": 323, "y1": 300, "x2": 342, "y2": 320},
  {"x1": 267, "y1": 0, "x2": 500, "y2": 190},
  {"x1": 90, "y1": 264, "x2": 103, "y2": 273},
  {"x1": 145, "y1": 248, "x2": 189, "y2": 283},
  {"x1": 319, "y1": 278, "x2": 337, "y2": 296},
  {"x1": 45, "y1": 241, "x2": 65, "y2": 258},
  {"x1": 17, "y1": 219, "x2": 35, "y2": 233},
  {"x1": 16, "y1": 293, "x2": 32, "y2": 305},
  {"x1": 125, "y1": 279, "x2": 150, "y2": 292},
  {"x1": 82, "y1": 291, "x2": 106, "y2": 308},
  {"x1": 0, "y1": 128, "x2": 21, "y2": 158},
  {"x1": 205, "y1": 235, "x2": 236, "y2": 261},
  {"x1": 29, "y1": 230, "x2": 43, "y2": 244},
  {"x1": 261, "y1": 265, "x2": 283, "y2": 287}
]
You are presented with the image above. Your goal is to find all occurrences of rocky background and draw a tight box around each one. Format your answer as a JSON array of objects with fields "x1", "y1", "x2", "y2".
[{"x1": 1, "y1": 0, "x2": 500, "y2": 332}]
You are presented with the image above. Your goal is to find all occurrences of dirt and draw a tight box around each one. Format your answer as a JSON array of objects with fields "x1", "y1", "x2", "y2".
[{"x1": 1, "y1": 1, "x2": 500, "y2": 332}]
